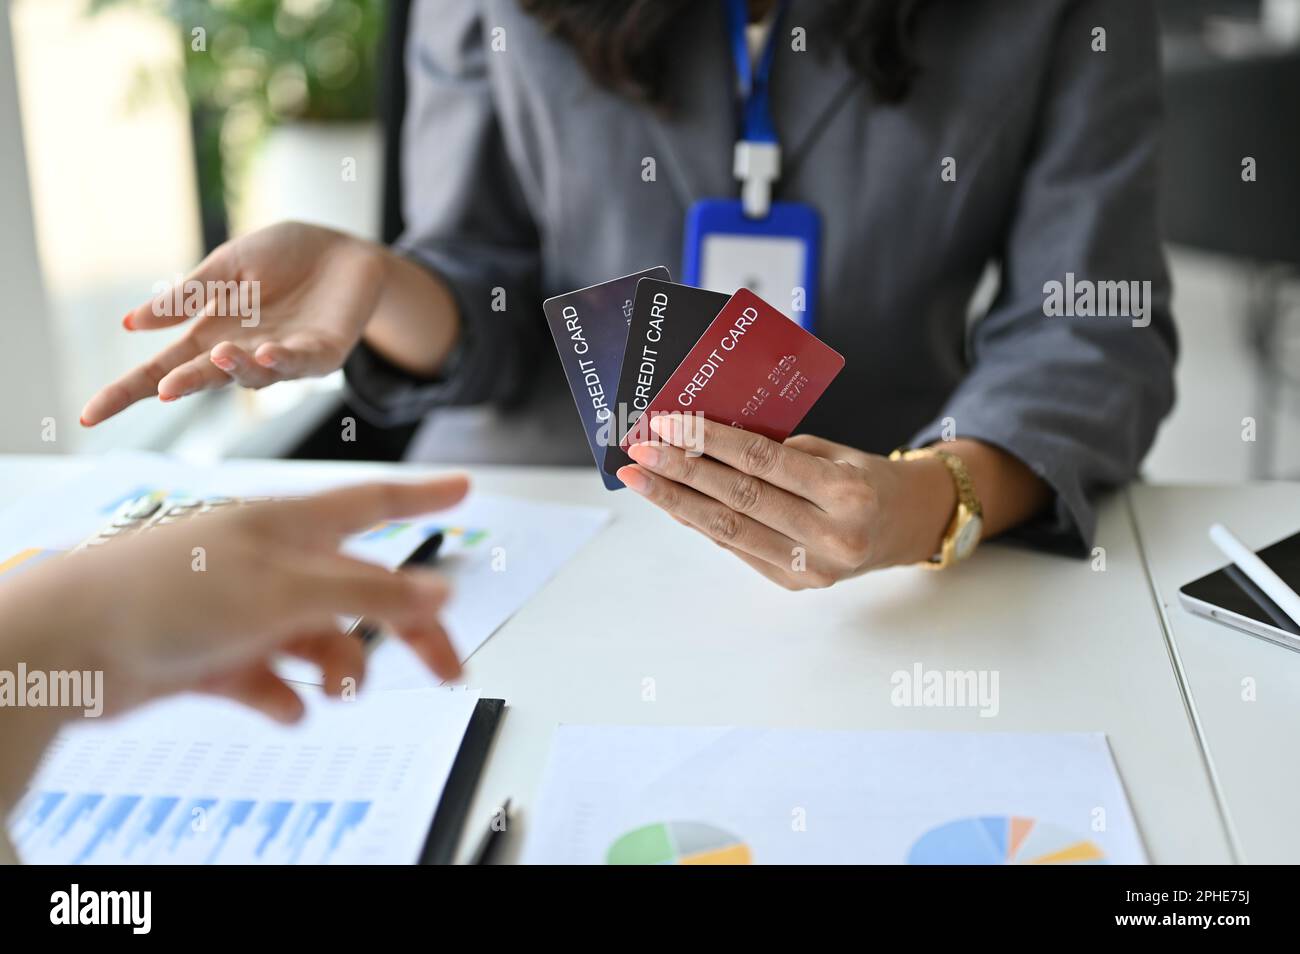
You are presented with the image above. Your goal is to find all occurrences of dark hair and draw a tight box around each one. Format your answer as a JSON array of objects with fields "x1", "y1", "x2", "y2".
[{"x1": 520, "y1": 0, "x2": 927, "y2": 107}]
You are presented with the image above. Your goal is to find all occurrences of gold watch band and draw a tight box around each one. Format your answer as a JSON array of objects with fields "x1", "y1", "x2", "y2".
[{"x1": 888, "y1": 447, "x2": 984, "y2": 569}]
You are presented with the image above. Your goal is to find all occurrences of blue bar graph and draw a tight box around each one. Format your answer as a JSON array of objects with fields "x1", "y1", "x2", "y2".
[
  {"x1": 326, "y1": 802, "x2": 371, "y2": 862},
  {"x1": 10, "y1": 789, "x2": 375, "y2": 864},
  {"x1": 206, "y1": 799, "x2": 256, "y2": 864},
  {"x1": 170, "y1": 798, "x2": 218, "y2": 852},
  {"x1": 74, "y1": 794, "x2": 140, "y2": 863},
  {"x1": 54, "y1": 793, "x2": 103, "y2": 845},
  {"x1": 255, "y1": 801, "x2": 294, "y2": 859},
  {"x1": 287, "y1": 801, "x2": 332, "y2": 863},
  {"x1": 27, "y1": 791, "x2": 65, "y2": 829},
  {"x1": 125, "y1": 796, "x2": 179, "y2": 859}
]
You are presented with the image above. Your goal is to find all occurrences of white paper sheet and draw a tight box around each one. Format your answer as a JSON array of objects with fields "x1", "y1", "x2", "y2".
[
  {"x1": 522, "y1": 726, "x2": 1148, "y2": 865},
  {"x1": 6, "y1": 687, "x2": 480, "y2": 865}
]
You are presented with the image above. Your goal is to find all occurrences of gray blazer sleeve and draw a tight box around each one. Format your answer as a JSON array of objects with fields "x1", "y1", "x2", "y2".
[
  {"x1": 344, "y1": 0, "x2": 542, "y2": 425},
  {"x1": 910, "y1": 0, "x2": 1177, "y2": 555}
]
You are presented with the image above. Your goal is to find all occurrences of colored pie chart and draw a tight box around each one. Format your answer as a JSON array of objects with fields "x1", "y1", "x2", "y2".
[
  {"x1": 907, "y1": 815, "x2": 1106, "y2": 865},
  {"x1": 606, "y1": 821, "x2": 752, "y2": 865}
]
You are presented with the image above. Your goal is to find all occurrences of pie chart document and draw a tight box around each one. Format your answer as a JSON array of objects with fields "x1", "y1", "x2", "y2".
[{"x1": 521, "y1": 727, "x2": 1147, "y2": 864}]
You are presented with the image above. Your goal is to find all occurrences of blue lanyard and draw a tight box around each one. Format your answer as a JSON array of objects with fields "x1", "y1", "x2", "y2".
[{"x1": 725, "y1": 0, "x2": 787, "y2": 145}]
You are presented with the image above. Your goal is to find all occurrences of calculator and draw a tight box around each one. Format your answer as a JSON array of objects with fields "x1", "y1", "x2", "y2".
[{"x1": 74, "y1": 494, "x2": 281, "y2": 550}]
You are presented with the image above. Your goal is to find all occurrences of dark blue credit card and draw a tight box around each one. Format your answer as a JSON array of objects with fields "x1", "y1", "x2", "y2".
[{"x1": 543, "y1": 266, "x2": 670, "y2": 490}]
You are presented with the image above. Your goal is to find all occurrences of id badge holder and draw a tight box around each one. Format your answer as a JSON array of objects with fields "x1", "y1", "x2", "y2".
[
  {"x1": 682, "y1": 197, "x2": 820, "y2": 332},
  {"x1": 686, "y1": 0, "x2": 817, "y2": 329}
]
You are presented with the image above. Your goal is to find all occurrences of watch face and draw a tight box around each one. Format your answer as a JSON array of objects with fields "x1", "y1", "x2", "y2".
[{"x1": 954, "y1": 514, "x2": 983, "y2": 561}]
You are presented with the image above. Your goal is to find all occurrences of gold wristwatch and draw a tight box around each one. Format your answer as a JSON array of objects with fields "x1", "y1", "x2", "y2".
[{"x1": 888, "y1": 448, "x2": 984, "y2": 570}]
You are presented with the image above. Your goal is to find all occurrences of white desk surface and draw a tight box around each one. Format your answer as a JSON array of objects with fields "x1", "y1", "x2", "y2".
[
  {"x1": 0, "y1": 455, "x2": 1234, "y2": 864},
  {"x1": 1130, "y1": 483, "x2": 1300, "y2": 864}
]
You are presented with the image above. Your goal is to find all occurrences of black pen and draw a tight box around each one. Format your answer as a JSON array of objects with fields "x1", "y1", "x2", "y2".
[
  {"x1": 347, "y1": 531, "x2": 444, "y2": 645},
  {"x1": 469, "y1": 798, "x2": 512, "y2": 865}
]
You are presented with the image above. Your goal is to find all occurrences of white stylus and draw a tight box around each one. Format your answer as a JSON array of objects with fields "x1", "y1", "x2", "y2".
[{"x1": 1208, "y1": 523, "x2": 1300, "y2": 629}]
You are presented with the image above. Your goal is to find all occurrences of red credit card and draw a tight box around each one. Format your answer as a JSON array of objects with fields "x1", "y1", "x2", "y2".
[{"x1": 621, "y1": 288, "x2": 845, "y2": 450}]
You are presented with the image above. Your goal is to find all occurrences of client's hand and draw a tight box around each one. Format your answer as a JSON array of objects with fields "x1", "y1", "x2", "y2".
[
  {"x1": 616, "y1": 415, "x2": 958, "y2": 589},
  {"x1": 5, "y1": 476, "x2": 469, "y2": 723},
  {"x1": 80, "y1": 221, "x2": 382, "y2": 426}
]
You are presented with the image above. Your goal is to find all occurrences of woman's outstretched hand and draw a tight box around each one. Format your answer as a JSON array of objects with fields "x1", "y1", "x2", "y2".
[
  {"x1": 7, "y1": 476, "x2": 470, "y2": 722},
  {"x1": 80, "y1": 221, "x2": 383, "y2": 427}
]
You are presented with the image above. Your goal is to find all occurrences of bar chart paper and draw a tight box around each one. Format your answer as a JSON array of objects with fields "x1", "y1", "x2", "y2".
[{"x1": 6, "y1": 687, "x2": 480, "y2": 864}]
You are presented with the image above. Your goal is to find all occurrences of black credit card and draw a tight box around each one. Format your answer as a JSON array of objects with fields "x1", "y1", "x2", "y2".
[
  {"x1": 603, "y1": 279, "x2": 730, "y2": 477},
  {"x1": 543, "y1": 266, "x2": 670, "y2": 489}
]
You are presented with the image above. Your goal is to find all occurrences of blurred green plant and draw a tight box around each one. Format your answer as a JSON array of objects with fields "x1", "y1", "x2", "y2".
[{"x1": 89, "y1": 0, "x2": 385, "y2": 242}]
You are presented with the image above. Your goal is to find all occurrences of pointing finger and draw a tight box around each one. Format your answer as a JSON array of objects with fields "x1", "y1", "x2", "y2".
[
  {"x1": 263, "y1": 477, "x2": 472, "y2": 541},
  {"x1": 80, "y1": 335, "x2": 203, "y2": 426}
]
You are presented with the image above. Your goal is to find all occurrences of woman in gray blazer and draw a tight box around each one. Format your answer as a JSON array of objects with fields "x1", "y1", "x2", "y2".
[{"x1": 83, "y1": 0, "x2": 1176, "y2": 588}]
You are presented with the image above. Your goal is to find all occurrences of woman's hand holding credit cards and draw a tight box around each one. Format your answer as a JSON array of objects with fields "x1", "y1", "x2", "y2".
[
  {"x1": 545, "y1": 271, "x2": 966, "y2": 588},
  {"x1": 620, "y1": 420, "x2": 958, "y2": 589}
]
